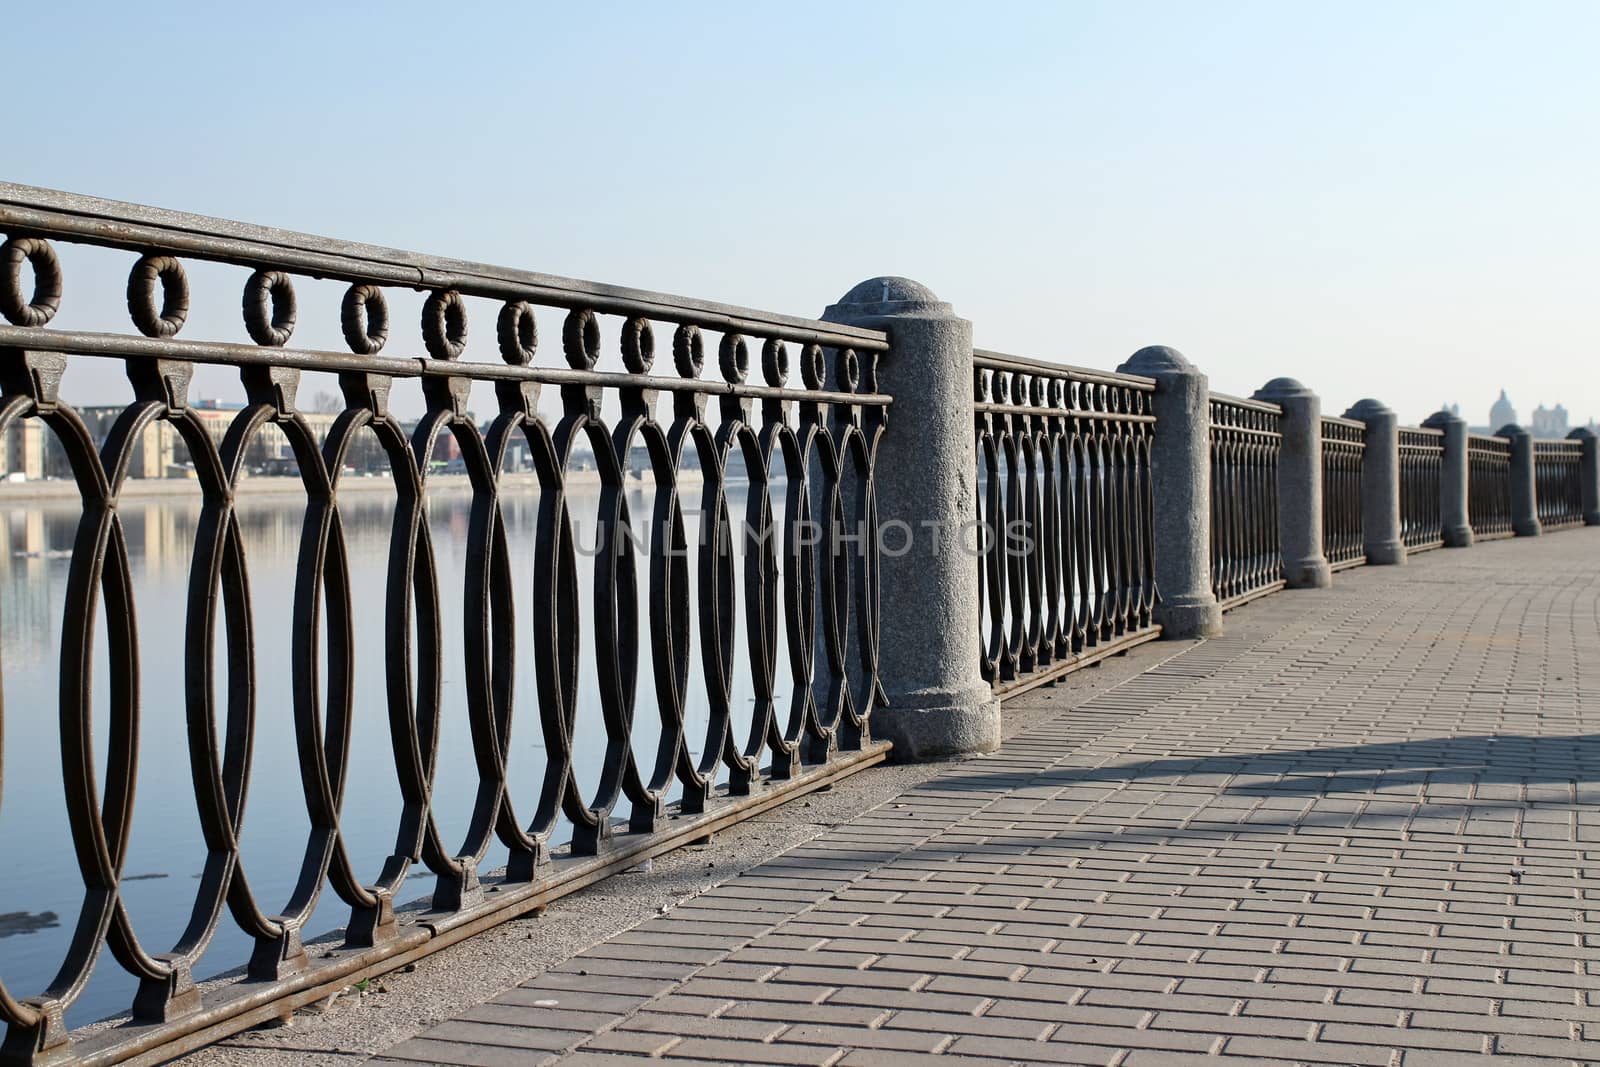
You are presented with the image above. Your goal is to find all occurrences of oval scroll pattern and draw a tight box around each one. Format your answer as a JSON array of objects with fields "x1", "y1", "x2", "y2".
[
  {"x1": 1534, "y1": 439, "x2": 1585, "y2": 530},
  {"x1": 973, "y1": 353, "x2": 1159, "y2": 694},
  {"x1": 1320, "y1": 417, "x2": 1365, "y2": 567},
  {"x1": 1208, "y1": 396, "x2": 1284, "y2": 605},
  {"x1": 1468, "y1": 434, "x2": 1513, "y2": 538},
  {"x1": 0, "y1": 211, "x2": 889, "y2": 1066},
  {"x1": 1398, "y1": 427, "x2": 1445, "y2": 551}
]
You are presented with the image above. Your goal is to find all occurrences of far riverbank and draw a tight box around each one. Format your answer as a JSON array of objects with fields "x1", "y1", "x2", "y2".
[{"x1": 0, "y1": 469, "x2": 706, "y2": 505}]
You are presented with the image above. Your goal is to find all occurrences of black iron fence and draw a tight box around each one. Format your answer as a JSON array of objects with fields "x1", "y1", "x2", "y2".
[
  {"x1": 1534, "y1": 439, "x2": 1585, "y2": 529},
  {"x1": 1398, "y1": 426, "x2": 1444, "y2": 552},
  {"x1": 1209, "y1": 394, "x2": 1283, "y2": 606},
  {"x1": 3, "y1": 181, "x2": 1597, "y2": 1067},
  {"x1": 972, "y1": 351, "x2": 1159, "y2": 695},
  {"x1": 1320, "y1": 416, "x2": 1365, "y2": 569},
  {"x1": 0, "y1": 185, "x2": 890, "y2": 1064},
  {"x1": 1468, "y1": 433, "x2": 1514, "y2": 539}
]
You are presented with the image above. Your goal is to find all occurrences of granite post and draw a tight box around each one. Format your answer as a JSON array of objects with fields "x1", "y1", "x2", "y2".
[
  {"x1": 1571, "y1": 427, "x2": 1600, "y2": 526},
  {"x1": 1424, "y1": 408, "x2": 1472, "y2": 547},
  {"x1": 1253, "y1": 378, "x2": 1331, "y2": 588},
  {"x1": 821, "y1": 278, "x2": 999, "y2": 760},
  {"x1": 1116, "y1": 346, "x2": 1223, "y2": 637},
  {"x1": 1502, "y1": 423, "x2": 1541, "y2": 537},
  {"x1": 1344, "y1": 399, "x2": 1405, "y2": 564}
]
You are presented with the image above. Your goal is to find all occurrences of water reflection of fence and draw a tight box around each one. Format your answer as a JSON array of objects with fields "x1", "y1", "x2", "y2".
[
  {"x1": 972, "y1": 351, "x2": 1159, "y2": 696},
  {"x1": 1320, "y1": 416, "x2": 1365, "y2": 569},
  {"x1": 1398, "y1": 426, "x2": 1444, "y2": 552},
  {"x1": 1209, "y1": 394, "x2": 1283, "y2": 607},
  {"x1": 1468, "y1": 433, "x2": 1514, "y2": 539},
  {"x1": 0, "y1": 184, "x2": 890, "y2": 1064},
  {"x1": 1534, "y1": 439, "x2": 1585, "y2": 529}
]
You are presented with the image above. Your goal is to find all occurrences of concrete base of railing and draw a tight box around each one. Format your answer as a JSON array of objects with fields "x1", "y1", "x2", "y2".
[
  {"x1": 870, "y1": 683, "x2": 1001, "y2": 762},
  {"x1": 1155, "y1": 594, "x2": 1226, "y2": 638}
]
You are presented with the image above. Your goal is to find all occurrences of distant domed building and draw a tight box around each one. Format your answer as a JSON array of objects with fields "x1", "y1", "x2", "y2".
[
  {"x1": 1530, "y1": 403, "x2": 1570, "y2": 439},
  {"x1": 1489, "y1": 390, "x2": 1517, "y2": 431}
]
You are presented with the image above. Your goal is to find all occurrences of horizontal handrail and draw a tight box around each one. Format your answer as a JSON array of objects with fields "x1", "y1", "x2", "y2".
[
  {"x1": 1210, "y1": 391, "x2": 1282, "y2": 415},
  {"x1": 0, "y1": 182, "x2": 887, "y2": 353},
  {"x1": 1320, "y1": 414, "x2": 1366, "y2": 431},
  {"x1": 973, "y1": 348, "x2": 1156, "y2": 390}
]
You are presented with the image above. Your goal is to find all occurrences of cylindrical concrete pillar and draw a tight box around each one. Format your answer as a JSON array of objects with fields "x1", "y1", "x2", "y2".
[
  {"x1": 1424, "y1": 408, "x2": 1472, "y2": 548},
  {"x1": 1344, "y1": 399, "x2": 1404, "y2": 565},
  {"x1": 1569, "y1": 427, "x2": 1600, "y2": 526},
  {"x1": 1253, "y1": 377, "x2": 1331, "y2": 588},
  {"x1": 821, "y1": 277, "x2": 999, "y2": 761},
  {"x1": 1502, "y1": 423, "x2": 1541, "y2": 537},
  {"x1": 1116, "y1": 346, "x2": 1223, "y2": 638}
]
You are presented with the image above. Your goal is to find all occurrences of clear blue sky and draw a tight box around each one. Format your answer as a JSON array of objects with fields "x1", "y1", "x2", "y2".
[{"x1": 8, "y1": 1, "x2": 1597, "y2": 427}]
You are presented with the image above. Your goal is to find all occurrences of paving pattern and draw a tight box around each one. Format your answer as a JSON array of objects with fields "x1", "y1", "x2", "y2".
[{"x1": 373, "y1": 528, "x2": 1600, "y2": 1066}]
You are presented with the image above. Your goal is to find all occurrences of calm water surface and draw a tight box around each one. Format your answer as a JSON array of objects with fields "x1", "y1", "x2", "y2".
[{"x1": 0, "y1": 476, "x2": 780, "y2": 1025}]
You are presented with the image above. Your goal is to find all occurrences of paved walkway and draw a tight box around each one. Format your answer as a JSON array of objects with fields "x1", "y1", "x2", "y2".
[{"x1": 374, "y1": 529, "x2": 1600, "y2": 1067}]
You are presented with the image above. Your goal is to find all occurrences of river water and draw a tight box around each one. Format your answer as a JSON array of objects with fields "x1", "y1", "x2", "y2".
[{"x1": 0, "y1": 475, "x2": 780, "y2": 1026}]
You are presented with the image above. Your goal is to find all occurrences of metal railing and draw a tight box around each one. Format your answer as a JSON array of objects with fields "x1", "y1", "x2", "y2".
[
  {"x1": 0, "y1": 184, "x2": 890, "y2": 1064},
  {"x1": 1534, "y1": 438, "x2": 1585, "y2": 529},
  {"x1": 1320, "y1": 416, "x2": 1365, "y2": 569},
  {"x1": 1210, "y1": 394, "x2": 1283, "y2": 606},
  {"x1": 972, "y1": 351, "x2": 1160, "y2": 696},
  {"x1": 1398, "y1": 425, "x2": 1444, "y2": 551},
  {"x1": 1467, "y1": 433, "x2": 1514, "y2": 539}
]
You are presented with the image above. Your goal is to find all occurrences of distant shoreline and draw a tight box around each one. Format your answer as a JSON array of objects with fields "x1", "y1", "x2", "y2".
[
  {"x1": 0, "y1": 467, "x2": 729, "y2": 505},
  {"x1": 0, "y1": 470, "x2": 616, "y2": 504}
]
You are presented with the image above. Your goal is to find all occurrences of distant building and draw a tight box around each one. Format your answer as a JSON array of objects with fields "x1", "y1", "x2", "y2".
[
  {"x1": 1450, "y1": 391, "x2": 1592, "y2": 438},
  {"x1": 0, "y1": 400, "x2": 396, "y2": 481},
  {"x1": 1489, "y1": 390, "x2": 1517, "y2": 432},
  {"x1": 0, "y1": 418, "x2": 47, "y2": 480},
  {"x1": 1530, "y1": 403, "x2": 1570, "y2": 439}
]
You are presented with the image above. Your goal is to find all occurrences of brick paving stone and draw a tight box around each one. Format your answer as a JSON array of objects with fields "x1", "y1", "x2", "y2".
[
  {"x1": 704, "y1": 1038, "x2": 852, "y2": 1064},
  {"x1": 372, "y1": 531, "x2": 1600, "y2": 1066},
  {"x1": 376, "y1": 1039, "x2": 553, "y2": 1066}
]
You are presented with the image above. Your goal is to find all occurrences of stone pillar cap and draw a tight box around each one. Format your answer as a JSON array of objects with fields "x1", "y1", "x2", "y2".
[
  {"x1": 1343, "y1": 398, "x2": 1394, "y2": 421},
  {"x1": 1118, "y1": 345, "x2": 1195, "y2": 377},
  {"x1": 1422, "y1": 408, "x2": 1465, "y2": 429},
  {"x1": 1496, "y1": 423, "x2": 1528, "y2": 438},
  {"x1": 1253, "y1": 377, "x2": 1313, "y2": 402},
  {"x1": 1567, "y1": 426, "x2": 1597, "y2": 441},
  {"x1": 824, "y1": 277, "x2": 950, "y2": 320}
]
